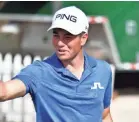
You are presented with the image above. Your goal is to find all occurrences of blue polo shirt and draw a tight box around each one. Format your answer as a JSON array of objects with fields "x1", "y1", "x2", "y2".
[{"x1": 13, "y1": 52, "x2": 112, "y2": 122}]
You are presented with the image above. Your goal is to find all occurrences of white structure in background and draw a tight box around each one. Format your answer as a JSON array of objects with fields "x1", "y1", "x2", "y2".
[
  {"x1": 1, "y1": 24, "x2": 20, "y2": 34},
  {"x1": 110, "y1": 64, "x2": 116, "y2": 93},
  {"x1": 2, "y1": 53, "x2": 13, "y2": 82},
  {"x1": 13, "y1": 53, "x2": 23, "y2": 76},
  {"x1": 23, "y1": 54, "x2": 32, "y2": 67},
  {"x1": 33, "y1": 55, "x2": 42, "y2": 62},
  {"x1": 125, "y1": 20, "x2": 137, "y2": 36},
  {"x1": 12, "y1": 54, "x2": 23, "y2": 122},
  {"x1": 120, "y1": 62, "x2": 139, "y2": 70},
  {"x1": 1, "y1": 53, "x2": 13, "y2": 119}
]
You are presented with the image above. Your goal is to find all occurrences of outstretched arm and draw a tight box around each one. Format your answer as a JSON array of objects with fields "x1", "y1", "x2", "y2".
[
  {"x1": 0, "y1": 79, "x2": 26, "y2": 102},
  {"x1": 0, "y1": 60, "x2": 41, "y2": 102}
]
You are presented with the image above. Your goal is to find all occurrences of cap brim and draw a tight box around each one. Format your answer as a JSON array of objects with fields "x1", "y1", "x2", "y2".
[{"x1": 47, "y1": 24, "x2": 81, "y2": 35}]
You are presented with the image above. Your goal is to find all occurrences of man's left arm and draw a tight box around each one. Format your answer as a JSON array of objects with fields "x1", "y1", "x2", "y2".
[
  {"x1": 103, "y1": 64, "x2": 113, "y2": 122},
  {"x1": 103, "y1": 107, "x2": 113, "y2": 122}
]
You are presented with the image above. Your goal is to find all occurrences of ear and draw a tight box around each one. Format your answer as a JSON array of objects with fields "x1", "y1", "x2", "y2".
[{"x1": 81, "y1": 33, "x2": 88, "y2": 46}]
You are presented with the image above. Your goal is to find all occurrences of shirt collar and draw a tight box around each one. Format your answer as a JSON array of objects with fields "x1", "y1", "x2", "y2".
[
  {"x1": 45, "y1": 51, "x2": 97, "y2": 72},
  {"x1": 44, "y1": 53, "x2": 64, "y2": 72},
  {"x1": 83, "y1": 51, "x2": 97, "y2": 70}
]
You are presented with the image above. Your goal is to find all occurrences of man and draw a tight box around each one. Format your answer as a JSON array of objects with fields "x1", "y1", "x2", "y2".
[{"x1": 0, "y1": 6, "x2": 113, "y2": 122}]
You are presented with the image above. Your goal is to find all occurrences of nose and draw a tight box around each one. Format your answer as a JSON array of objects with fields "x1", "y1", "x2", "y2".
[{"x1": 57, "y1": 39, "x2": 65, "y2": 47}]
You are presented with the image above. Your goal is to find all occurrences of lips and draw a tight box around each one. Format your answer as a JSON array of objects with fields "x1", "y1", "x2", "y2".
[
  {"x1": 58, "y1": 49, "x2": 65, "y2": 52},
  {"x1": 57, "y1": 49, "x2": 67, "y2": 54}
]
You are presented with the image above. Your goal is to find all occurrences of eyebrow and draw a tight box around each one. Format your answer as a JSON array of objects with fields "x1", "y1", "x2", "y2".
[{"x1": 53, "y1": 30, "x2": 57, "y2": 34}]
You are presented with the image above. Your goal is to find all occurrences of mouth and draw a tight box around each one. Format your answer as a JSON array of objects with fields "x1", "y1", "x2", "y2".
[
  {"x1": 57, "y1": 49, "x2": 67, "y2": 54},
  {"x1": 59, "y1": 49, "x2": 65, "y2": 52}
]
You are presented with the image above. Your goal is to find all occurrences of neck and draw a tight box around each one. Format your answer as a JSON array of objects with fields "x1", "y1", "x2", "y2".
[{"x1": 62, "y1": 50, "x2": 84, "y2": 71}]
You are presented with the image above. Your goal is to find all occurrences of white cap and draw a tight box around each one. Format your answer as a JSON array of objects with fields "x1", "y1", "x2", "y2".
[{"x1": 47, "y1": 6, "x2": 89, "y2": 35}]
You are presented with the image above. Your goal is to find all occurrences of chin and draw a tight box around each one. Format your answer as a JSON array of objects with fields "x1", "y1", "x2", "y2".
[{"x1": 57, "y1": 55, "x2": 71, "y2": 61}]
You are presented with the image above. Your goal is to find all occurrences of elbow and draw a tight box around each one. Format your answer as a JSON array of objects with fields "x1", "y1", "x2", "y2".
[
  {"x1": 0, "y1": 82, "x2": 7, "y2": 102},
  {"x1": 0, "y1": 94, "x2": 7, "y2": 102}
]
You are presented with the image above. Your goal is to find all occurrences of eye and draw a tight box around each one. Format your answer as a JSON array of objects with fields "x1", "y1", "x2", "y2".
[
  {"x1": 53, "y1": 34, "x2": 59, "y2": 38},
  {"x1": 65, "y1": 36, "x2": 72, "y2": 39}
]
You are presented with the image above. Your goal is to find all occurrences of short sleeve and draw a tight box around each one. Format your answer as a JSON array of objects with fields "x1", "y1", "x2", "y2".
[
  {"x1": 12, "y1": 61, "x2": 41, "y2": 96},
  {"x1": 103, "y1": 66, "x2": 112, "y2": 109}
]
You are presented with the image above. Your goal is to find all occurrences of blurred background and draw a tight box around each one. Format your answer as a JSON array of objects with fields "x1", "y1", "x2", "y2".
[{"x1": 0, "y1": 1, "x2": 139, "y2": 122}]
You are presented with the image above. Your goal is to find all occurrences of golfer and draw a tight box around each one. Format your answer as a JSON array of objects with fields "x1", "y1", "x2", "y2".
[{"x1": 0, "y1": 6, "x2": 113, "y2": 122}]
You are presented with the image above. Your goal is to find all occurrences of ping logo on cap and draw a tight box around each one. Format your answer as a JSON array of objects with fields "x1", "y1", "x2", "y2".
[
  {"x1": 85, "y1": 26, "x2": 88, "y2": 30},
  {"x1": 55, "y1": 14, "x2": 77, "y2": 23}
]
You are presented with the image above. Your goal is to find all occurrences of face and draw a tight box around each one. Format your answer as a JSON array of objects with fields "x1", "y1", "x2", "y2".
[{"x1": 52, "y1": 28, "x2": 88, "y2": 61}]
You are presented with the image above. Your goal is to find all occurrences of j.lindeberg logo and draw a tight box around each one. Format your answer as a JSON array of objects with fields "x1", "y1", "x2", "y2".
[
  {"x1": 91, "y1": 82, "x2": 104, "y2": 89},
  {"x1": 55, "y1": 14, "x2": 77, "y2": 23}
]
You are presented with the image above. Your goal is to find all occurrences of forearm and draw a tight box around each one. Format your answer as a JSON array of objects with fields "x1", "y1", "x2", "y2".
[
  {"x1": 103, "y1": 119, "x2": 113, "y2": 122},
  {"x1": 0, "y1": 81, "x2": 6, "y2": 102},
  {"x1": 103, "y1": 107, "x2": 113, "y2": 122},
  {"x1": 103, "y1": 113, "x2": 113, "y2": 122},
  {"x1": 102, "y1": 119, "x2": 113, "y2": 122}
]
